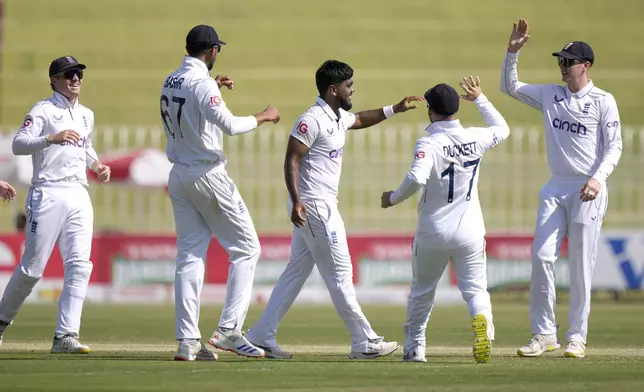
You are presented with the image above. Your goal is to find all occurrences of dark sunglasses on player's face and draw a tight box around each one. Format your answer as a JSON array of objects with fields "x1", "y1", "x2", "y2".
[
  {"x1": 557, "y1": 57, "x2": 584, "y2": 68},
  {"x1": 213, "y1": 44, "x2": 222, "y2": 53},
  {"x1": 59, "y1": 69, "x2": 83, "y2": 80}
]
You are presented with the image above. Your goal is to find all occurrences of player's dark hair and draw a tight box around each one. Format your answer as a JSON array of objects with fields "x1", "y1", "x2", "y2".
[{"x1": 315, "y1": 60, "x2": 353, "y2": 96}]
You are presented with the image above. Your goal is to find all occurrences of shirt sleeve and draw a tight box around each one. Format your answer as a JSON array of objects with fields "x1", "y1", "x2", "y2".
[
  {"x1": 85, "y1": 111, "x2": 99, "y2": 169},
  {"x1": 197, "y1": 79, "x2": 258, "y2": 136},
  {"x1": 591, "y1": 94, "x2": 623, "y2": 183},
  {"x1": 290, "y1": 115, "x2": 320, "y2": 148},
  {"x1": 500, "y1": 51, "x2": 546, "y2": 112},
  {"x1": 390, "y1": 138, "x2": 433, "y2": 205},
  {"x1": 471, "y1": 94, "x2": 511, "y2": 152},
  {"x1": 12, "y1": 104, "x2": 49, "y2": 155}
]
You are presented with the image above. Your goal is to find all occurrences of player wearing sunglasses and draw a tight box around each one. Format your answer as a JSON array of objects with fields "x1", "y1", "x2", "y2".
[
  {"x1": 500, "y1": 18, "x2": 623, "y2": 359},
  {"x1": 0, "y1": 55, "x2": 110, "y2": 354}
]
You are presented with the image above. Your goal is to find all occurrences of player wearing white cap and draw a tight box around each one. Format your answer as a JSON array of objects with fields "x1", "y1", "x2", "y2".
[
  {"x1": 247, "y1": 60, "x2": 423, "y2": 360},
  {"x1": 501, "y1": 18, "x2": 623, "y2": 358},
  {"x1": 0, "y1": 56, "x2": 111, "y2": 353},
  {"x1": 161, "y1": 24, "x2": 280, "y2": 361},
  {"x1": 381, "y1": 76, "x2": 510, "y2": 364}
]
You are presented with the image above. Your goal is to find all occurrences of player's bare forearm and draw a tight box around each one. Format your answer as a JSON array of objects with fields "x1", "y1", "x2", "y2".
[
  {"x1": 351, "y1": 109, "x2": 388, "y2": 130},
  {"x1": 284, "y1": 137, "x2": 308, "y2": 204}
]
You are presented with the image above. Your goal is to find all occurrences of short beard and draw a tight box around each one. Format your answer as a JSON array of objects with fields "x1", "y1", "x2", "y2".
[{"x1": 339, "y1": 97, "x2": 352, "y2": 111}]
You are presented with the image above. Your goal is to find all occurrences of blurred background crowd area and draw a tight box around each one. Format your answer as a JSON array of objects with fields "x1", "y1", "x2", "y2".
[{"x1": 0, "y1": 0, "x2": 642, "y2": 235}]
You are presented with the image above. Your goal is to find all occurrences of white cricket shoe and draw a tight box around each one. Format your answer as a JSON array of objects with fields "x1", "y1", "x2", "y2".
[
  {"x1": 402, "y1": 346, "x2": 427, "y2": 363},
  {"x1": 517, "y1": 334, "x2": 560, "y2": 357},
  {"x1": 174, "y1": 341, "x2": 218, "y2": 361},
  {"x1": 472, "y1": 314, "x2": 492, "y2": 364},
  {"x1": 564, "y1": 340, "x2": 586, "y2": 358},
  {"x1": 208, "y1": 329, "x2": 265, "y2": 358},
  {"x1": 50, "y1": 334, "x2": 90, "y2": 354},
  {"x1": 348, "y1": 337, "x2": 399, "y2": 359},
  {"x1": 250, "y1": 343, "x2": 292, "y2": 359}
]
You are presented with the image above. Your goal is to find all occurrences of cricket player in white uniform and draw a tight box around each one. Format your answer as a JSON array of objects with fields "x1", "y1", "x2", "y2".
[
  {"x1": 381, "y1": 77, "x2": 510, "y2": 364},
  {"x1": 0, "y1": 181, "x2": 17, "y2": 202},
  {"x1": 161, "y1": 25, "x2": 280, "y2": 361},
  {"x1": 0, "y1": 56, "x2": 111, "y2": 353},
  {"x1": 246, "y1": 60, "x2": 423, "y2": 359},
  {"x1": 500, "y1": 19, "x2": 623, "y2": 358}
]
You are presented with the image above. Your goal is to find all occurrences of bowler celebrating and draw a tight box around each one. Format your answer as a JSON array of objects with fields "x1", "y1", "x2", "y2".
[
  {"x1": 500, "y1": 18, "x2": 623, "y2": 358},
  {"x1": 247, "y1": 60, "x2": 423, "y2": 359},
  {"x1": 0, "y1": 56, "x2": 110, "y2": 353}
]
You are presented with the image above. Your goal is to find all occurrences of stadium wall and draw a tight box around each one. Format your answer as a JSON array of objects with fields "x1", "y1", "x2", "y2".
[{"x1": 0, "y1": 231, "x2": 642, "y2": 305}]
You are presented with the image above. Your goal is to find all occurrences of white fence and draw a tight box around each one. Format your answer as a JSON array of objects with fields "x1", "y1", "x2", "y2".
[{"x1": 1, "y1": 124, "x2": 643, "y2": 234}]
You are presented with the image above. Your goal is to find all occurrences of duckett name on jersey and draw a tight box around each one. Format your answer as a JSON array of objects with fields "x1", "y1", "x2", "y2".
[
  {"x1": 552, "y1": 117, "x2": 588, "y2": 136},
  {"x1": 443, "y1": 142, "x2": 477, "y2": 158}
]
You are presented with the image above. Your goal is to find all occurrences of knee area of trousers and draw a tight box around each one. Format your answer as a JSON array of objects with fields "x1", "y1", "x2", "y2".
[
  {"x1": 64, "y1": 260, "x2": 93, "y2": 281},
  {"x1": 17, "y1": 266, "x2": 42, "y2": 283},
  {"x1": 532, "y1": 245, "x2": 558, "y2": 264}
]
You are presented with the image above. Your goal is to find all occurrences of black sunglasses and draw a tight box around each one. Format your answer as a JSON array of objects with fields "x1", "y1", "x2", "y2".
[
  {"x1": 557, "y1": 57, "x2": 584, "y2": 68},
  {"x1": 60, "y1": 69, "x2": 83, "y2": 80},
  {"x1": 213, "y1": 44, "x2": 222, "y2": 53}
]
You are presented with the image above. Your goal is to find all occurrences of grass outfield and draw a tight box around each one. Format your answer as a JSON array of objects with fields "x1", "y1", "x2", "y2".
[{"x1": 1, "y1": 302, "x2": 643, "y2": 391}]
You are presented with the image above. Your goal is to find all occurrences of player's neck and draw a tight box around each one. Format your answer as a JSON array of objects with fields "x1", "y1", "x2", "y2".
[
  {"x1": 321, "y1": 96, "x2": 341, "y2": 117},
  {"x1": 566, "y1": 77, "x2": 590, "y2": 94}
]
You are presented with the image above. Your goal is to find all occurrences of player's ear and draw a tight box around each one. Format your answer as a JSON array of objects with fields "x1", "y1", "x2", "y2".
[{"x1": 329, "y1": 84, "x2": 338, "y2": 97}]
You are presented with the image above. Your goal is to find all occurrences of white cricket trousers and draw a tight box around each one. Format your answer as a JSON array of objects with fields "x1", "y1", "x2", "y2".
[
  {"x1": 247, "y1": 199, "x2": 379, "y2": 351},
  {"x1": 404, "y1": 238, "x2": 493, "y2": 352},
  {"x1": 0, "y1": 182, "x2": 94, "y2": 338},
  {"x1": 530, "y1": 177, "x2": 607, "y2": 344},
  {"x1": 168, "y1": 164, "x2": 261, "y2": 340}
]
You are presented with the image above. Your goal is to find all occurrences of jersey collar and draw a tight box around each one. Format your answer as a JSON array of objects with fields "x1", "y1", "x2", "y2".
[
  {"x1": 316, "y1": 96, "x2": 343, "y2": 122},
  {"x1": 51, "y1": 91, "x2": 79, "y2": 109},
  {"x1": 566, "y1": 80, "x2": 594, "y2": 99},
  {"x1": 425, "y1": 119, "x2": 462, "y2": 134},
  {"x1": 182, "y1": 56, "x2": 210, "y2": 76}
]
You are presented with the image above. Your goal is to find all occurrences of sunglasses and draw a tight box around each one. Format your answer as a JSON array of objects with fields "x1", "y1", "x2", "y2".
[
  {"x1": 59, "y1": 69, "x2": 83, "y2": 80},
  {"x1": 213, "y1": 44, "x2": 222, "y2": 53},
  {"x1": 557, "y1": 57, "x2": 584, "y2": 68}
]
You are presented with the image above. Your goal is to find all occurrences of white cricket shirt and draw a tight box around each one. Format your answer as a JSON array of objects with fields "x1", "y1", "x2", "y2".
[
  {"x1": 289, "y1": 97, "x2": 356, "y2": 201},
  {"x1": 160, "y1": 56, "x2": 258, "y2": 167},
  {"x1": 390, "y1": 94, "x2": 510, "y2": 248},
  {"x1": 500, "y1": 51, "x2": 622, "y2": 184},
  {"x1": 12, "y1": 92, "x2": 98, "y2": 186}
]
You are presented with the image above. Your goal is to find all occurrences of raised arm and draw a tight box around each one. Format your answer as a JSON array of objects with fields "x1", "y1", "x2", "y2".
[
  {"x1": 499, "y1": 18, "x2": 545, "y2": 111},
  {"x1": 197, "y1": 79, "x2": 279, "y2": 136},
  {"x1": 591, "y1": 94, "x2": 623, "y2": 183},
  {"x1": 350, "y1": 96, "x2": 424, "y2": 130}
]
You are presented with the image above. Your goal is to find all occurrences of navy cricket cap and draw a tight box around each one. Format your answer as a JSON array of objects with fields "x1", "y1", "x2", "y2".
[
  {"x1": 49, "y1": 56, "x2": 86, "y2": 77},
  {"x1": 552, "y1": 41, "x2": 594, "y2": 65},
  {"x1": 424, "y1": 83, "x2": 460, "y2": 116},
  {"x1": 186, "y1": 24, "x2": 226, "y2": 51}
]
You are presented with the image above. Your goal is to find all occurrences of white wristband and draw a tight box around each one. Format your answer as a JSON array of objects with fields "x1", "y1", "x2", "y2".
[{"x1": 383, "y1": 105, "x2": 395, "y2": 119}]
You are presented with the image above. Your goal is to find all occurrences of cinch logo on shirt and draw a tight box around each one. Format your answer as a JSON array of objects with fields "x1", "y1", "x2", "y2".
[
  {"x1": 61, "y1": 136, "x2": 89, "y2": 148},
  {"x1": 328, "y1": 147, "x2": 344, "y2": 159},
  {"x1": 552, "y1": 118, "x2": 587, "y2": 136}
]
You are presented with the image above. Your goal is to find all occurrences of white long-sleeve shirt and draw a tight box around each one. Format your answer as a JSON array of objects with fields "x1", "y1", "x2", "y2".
[
  {"x1": 160, "y1": 56, "x2": 258, "y2": 167},
  {"x1": 13, "y1": 92, "x2": 98, "y2": 186},
  {"x1": 500, "y1": 51, "x2": 622, "y2": 184},
  {"x1": 390, "y1": 94, "x2": 510, "y2": 248}
]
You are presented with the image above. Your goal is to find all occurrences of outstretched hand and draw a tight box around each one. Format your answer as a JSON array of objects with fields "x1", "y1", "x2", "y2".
[
  {"x1": 393, "y1": 96, "x2": 425, "y2": 113},
  {"x1": 459, "y1": 75, "x2": 483, "y2": 101},
  {"x1": 508, "y1": 18, "x2": 530, "y2": 53}
]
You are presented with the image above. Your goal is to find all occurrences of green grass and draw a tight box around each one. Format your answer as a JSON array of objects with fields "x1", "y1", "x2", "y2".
[
  {"x1": 1, "y1": 0, "x2": 643, "y2": 233},
  {"x1": 1, "y1": 302, "x2": 643, "y2": 391}
]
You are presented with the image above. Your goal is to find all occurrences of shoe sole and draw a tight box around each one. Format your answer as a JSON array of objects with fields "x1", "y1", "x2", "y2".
[
  {"x1": 208, "y1": 339, "x2": 266, "y2": 358},
  {"x1": 517, "y1": 343, "x2": 561, "y2": 357},
  {"x1": 472, "y1": 314, "x2": 491, "y2": 364},
  {"x1": 50, "y1": 348, "x2": 90, "y2": 354},
  {"x1": 174, "y1": 355, "x2": 218, "y2": 361},
  {"x1": 348, "y1": 343, "x2": 399, "y2": 359},
  {"x1": 250, "y1": 341, "x2": 293, "y2": 360},
  {"x1": 564, "y1": 351, "x2": 585, "y2": 358}
]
